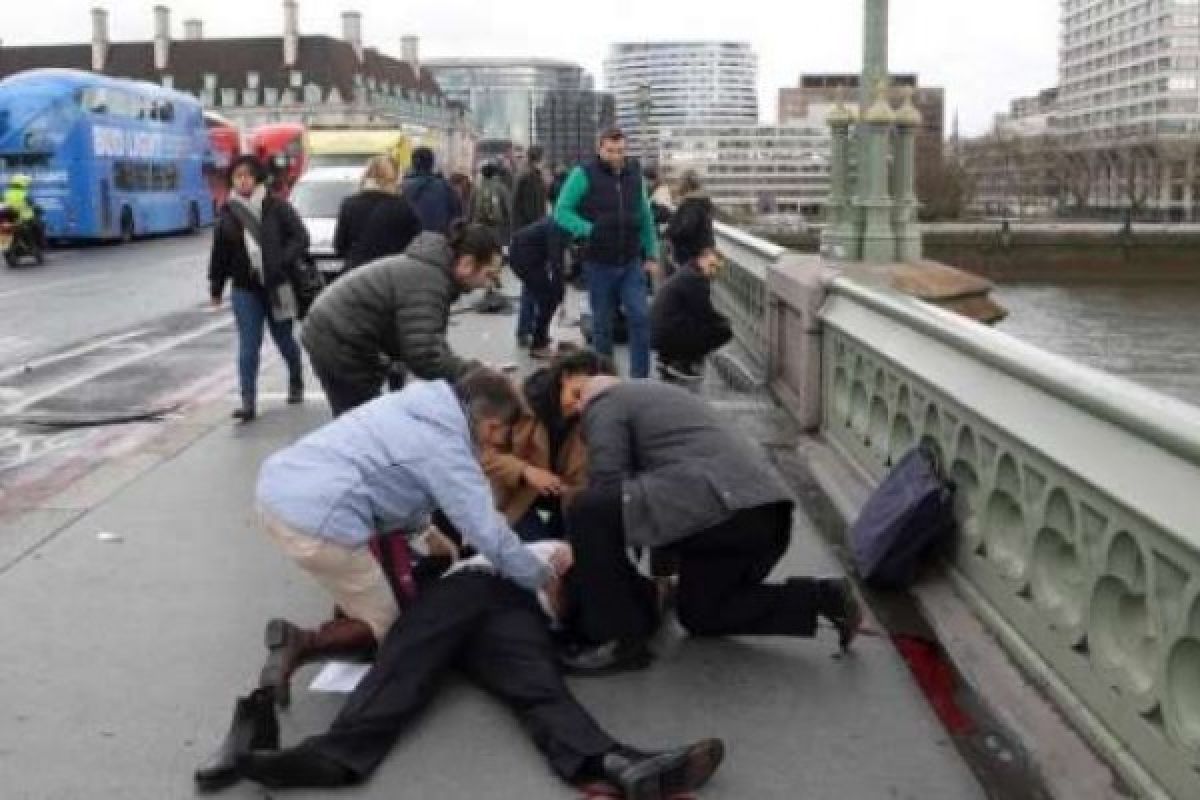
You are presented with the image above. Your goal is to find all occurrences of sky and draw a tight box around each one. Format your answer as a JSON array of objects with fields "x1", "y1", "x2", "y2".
[{"x1": 1, "y1": 0, "x2": 1060, "y2": 136}]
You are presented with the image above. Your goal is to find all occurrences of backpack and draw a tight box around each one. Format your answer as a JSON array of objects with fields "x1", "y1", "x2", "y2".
[
  {"x1": 478, "y1": 184, "x2": 504, "y2": 227},
  {"x1": 850, "y1": 445, "x2": 956, "y2": 589}
]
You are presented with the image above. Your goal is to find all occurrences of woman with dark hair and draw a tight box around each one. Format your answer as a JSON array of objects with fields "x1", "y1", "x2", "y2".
[
  {"x1": 301, "y1": 222, "x2": 501, "y2": 416},
  {"x1": 482, "y1": 349, "x2": 616, "y2": 542},
  {"x1": 209, "y1": 155, "x2": 310, "y2": 422}
]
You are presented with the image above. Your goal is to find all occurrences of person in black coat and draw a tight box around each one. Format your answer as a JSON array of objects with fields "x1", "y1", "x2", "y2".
[
  {"x1": 401, "y1": 147, "x2": 463, "y2": 235},
  {"x1": 665, "y1": 170, "x2": 716, "y2": 268},
  {"x1": 209, "y1": 155, "x2": 309, "y2": 422},
  {"x1": 650, "y1": 247, "x2": 732, "y2": 378},
  {"x1": 509, "y1": 217, "x2": 570, "y2": 359},
  {"x1": 333, "y1": 155, "x2": 422, "y2": 273}
]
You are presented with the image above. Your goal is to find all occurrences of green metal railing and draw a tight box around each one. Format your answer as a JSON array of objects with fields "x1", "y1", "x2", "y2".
[{"x1": 819, "y1": 279, "x2": 1200, "y2": 800}]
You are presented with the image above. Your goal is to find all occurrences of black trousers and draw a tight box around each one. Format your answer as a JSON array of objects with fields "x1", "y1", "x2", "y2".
[
  {"x1": 303, "y1": 572, "x2": 616, "y2": 782},
  {"x1": 567, "y1": 488, "x2": 820, "y2": 643},
  {"x1": 655, "y1": 326, "x2": 732, "y2": 368},
  {"x1": 310, "y1": 356, "x2": 383, "y2": 418},
  {"x1": 526, "y1": 266, "x2": 565, "y2": 349}
]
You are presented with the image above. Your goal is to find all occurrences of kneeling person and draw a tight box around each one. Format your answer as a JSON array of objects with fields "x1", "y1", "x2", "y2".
[
  {"x1": 253, "y1": 368, "x2": 563, "y2": 705},
  {"x1": 650, "y1": 247, "x2": 732, "y2": 380}
]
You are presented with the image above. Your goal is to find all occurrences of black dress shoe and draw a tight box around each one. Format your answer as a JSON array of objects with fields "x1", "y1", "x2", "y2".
[
  {"x1": 559, "y1": 639, "x2": 653, "y2": 676},
  {"x1": 194, "y1": 688, "x2": 279, "y2": 793},
  {"x1": 601, "y1": 738, "x2": 726, "y2": 800},
  {"x1": 817, "y1": 577, "x2": 863, "y2": 653},
  {"x1": 239, "y1": 744, "x2": 357, "y2": 789}
]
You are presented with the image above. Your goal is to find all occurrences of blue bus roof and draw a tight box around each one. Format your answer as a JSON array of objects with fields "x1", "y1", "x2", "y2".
[{"x1": 0, "y1": 68, "x2": 203, "y2": 110}]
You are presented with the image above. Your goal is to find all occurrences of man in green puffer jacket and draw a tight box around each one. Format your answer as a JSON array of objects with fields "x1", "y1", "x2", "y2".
[{"x1": 301, "y1": 224, "x2": 500, "y2": 416}]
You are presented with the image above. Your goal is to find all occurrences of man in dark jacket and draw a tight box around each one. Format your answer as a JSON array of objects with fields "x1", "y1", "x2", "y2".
[
  {"x1": 227, "y1": 554, "x2": 724, "y2": 796},
  {"x1": 560, "y1": 378, "x2": 862, "y2": 674},
  {"x1": 554, "y1": 128, "x2": 660, "y2": 379},
  {"x1": 513, "y1": 147, "x2": 550, "y2": 346},
  {"x1": 301, "y1": 227, "x2": 497, "y2": 416},
  {"x1": 509, "y1": 218, "x2": 569, "y2": 359},
  {"x1": 651, "y1": 247, "x2": 731, "y2": 378},
  {"x1": 401, "y1": 147, "x2": 462, "y2": 235},
  {"x1": 333, "y1": 155, "x2": 422, "y2": 272}
]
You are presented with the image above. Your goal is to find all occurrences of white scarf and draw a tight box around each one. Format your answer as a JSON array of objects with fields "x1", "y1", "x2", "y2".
[
  {"x1": 229, "y1": 185, "x2": 297, "y2": 322},
  {"x1": 230, "y1": 185, "x2": 267, "y2": 282}
]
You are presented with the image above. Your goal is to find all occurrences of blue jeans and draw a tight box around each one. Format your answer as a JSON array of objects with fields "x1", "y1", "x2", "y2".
[
  {"x1": 516, "y1": 287, "x2": 538, "y2": 340},
  {"x1": 231, "y1": 288, "x2": 303, "y2": 408},
  {"x1": 585, "y1": 259, "x2": 650, "y2": 379}
]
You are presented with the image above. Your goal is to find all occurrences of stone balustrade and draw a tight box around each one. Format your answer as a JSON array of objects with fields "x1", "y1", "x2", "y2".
[{"x1": 713, "y1": 223, "x2": 1200, "y2": 800}]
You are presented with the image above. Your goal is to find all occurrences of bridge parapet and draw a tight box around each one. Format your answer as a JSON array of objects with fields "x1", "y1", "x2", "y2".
[{"x1": 713, "y1": 223, "x2": 1200, "y2": 800}]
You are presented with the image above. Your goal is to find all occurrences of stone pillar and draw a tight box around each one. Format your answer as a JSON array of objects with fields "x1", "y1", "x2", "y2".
[
  {"x1": 822, "y1": 98, "x2": 858, "y2": 259},
  {"x1": 892, "y1": 87, "x2": 922, "y2": 262},
  {"x1": 858, "y1": 81, "x2": 897, "y2": 264},
  {"x1": 282, "y1": 0, "x2": 299, "y2": 70},
  {"x1": 91, "y1": 8, "x2": 109, "y2": 73}
]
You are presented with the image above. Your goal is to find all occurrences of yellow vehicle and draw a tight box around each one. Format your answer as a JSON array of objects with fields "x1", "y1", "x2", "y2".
[{"x1": 305, "y1": 129, "x2": 416, "y2": 172}]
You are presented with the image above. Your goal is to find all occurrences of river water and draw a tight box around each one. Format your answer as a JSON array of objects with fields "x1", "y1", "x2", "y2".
[{"x1": 995, "y1": 282, "x2": 1200, "y2": 409}]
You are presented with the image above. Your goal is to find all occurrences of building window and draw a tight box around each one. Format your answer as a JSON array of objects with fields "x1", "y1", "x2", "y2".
[
  {"x1": 264, "y1": 88, "x2": 280, "y2": 106},
  {"x1": 247, "y1": 72, "x2": 260, "y2": 90},
  {"x1": 161, "y1": 75, "x2": 174, "y2": 89},
  {"x1": 204, "y1": 73, "x2": 217, "y2": 91},
  {"x1": 220, "y1": 89, "x2": 237, "y2": 108},
  {"x1": 290, "y1": 71, "x2": 303, "y2": 89}
]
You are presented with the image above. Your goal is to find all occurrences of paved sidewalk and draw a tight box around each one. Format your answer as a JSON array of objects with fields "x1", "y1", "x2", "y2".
[{"x1": 0, "y1": 298, "x2": 985, "y2": 799}]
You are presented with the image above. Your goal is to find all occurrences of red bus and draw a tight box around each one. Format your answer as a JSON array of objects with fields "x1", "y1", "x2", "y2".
[
  {"x1": 248, "y1": 123, "x2": 307, "y2": 198},
  {"x1": 203, "y1": 112, "x2": 241, "y2": 209}
]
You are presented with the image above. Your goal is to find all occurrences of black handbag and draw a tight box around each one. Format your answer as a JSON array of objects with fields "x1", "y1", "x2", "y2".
[{"x1": 288, "y1": 256, "x2": 325, "y2": 319}]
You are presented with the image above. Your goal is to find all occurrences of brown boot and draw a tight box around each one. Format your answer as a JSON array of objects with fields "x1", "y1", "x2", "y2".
[
  {"x1": 259, "y1": 617, "x2": 377, "y2": 708},
  {"x1": 259, "y1": 619, "x2": 315, "y2": 709}
]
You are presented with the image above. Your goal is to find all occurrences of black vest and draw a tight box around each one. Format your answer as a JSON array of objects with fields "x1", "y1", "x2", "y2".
[{"x1": 579, "y1": 157, "x2": 645, "y2": 266}]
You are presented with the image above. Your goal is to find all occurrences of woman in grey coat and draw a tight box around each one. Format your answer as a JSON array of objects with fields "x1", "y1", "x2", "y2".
[{"x1": 301, "y1": 222, "x2": 499, "y2": 416}]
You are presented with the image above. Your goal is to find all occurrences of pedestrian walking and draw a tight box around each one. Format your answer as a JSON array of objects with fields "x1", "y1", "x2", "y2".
[
  {"x1": 554, "y1": 128, "x2": 660, "y2": 379},
  {"x1": 301, "y1": 223, "x2": 499, "y2": 417},
  {"x1": 208, "y1": 155, "x2": 309, "y2": 423},
  {"x1": 401, "y1": 147, "x2": 462, "y2": 235},
  {"x1": 513, "y1": 146, "x2": 550, "y2": 346},
  {"x1": 560, "y1": 378, "x2": 863, "y2": 674},
  {"x1": 332, "y1": 155, "x2": 422, "y2": 272},
  {"x1": 471, "y1": 161, "x2": 514, "y2": 250}
]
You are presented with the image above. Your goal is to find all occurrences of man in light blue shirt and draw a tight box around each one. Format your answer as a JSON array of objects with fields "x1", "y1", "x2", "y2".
[{"x1": 253, "y1": 368, "x2": 567, "y2": 706}]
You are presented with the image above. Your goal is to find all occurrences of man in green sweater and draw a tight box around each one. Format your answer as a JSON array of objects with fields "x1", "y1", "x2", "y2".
[{"x1": 554, "y1": 128, "x2": 660, "y2": 378}]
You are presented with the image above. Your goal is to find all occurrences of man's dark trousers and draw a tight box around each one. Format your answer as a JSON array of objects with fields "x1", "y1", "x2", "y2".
[
  {"x1": 566, "y1": 488, "x2": 821, "y2": 643},
  {"x1": 299, "y1": 572, "x2": 616, "y2": 781}
]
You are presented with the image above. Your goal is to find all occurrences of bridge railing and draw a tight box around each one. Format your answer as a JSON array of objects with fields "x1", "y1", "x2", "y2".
[
  {"x1": 709, "y1": 220, "x2": 784, "y2": 384},
  {"x1": 712, "y1": 222, "x2": 1200, "y2": 800}
]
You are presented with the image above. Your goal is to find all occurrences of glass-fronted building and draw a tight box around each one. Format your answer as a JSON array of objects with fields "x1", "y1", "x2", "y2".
[
  {"x1": 424, "y1": 58, "x2": 614, "y2": 168},
  {"x1": 605, "y1": 42, "x2": 759, "y2": 164}
]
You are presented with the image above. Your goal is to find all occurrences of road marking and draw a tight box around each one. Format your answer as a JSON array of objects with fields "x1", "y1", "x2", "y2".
[
  {"x1": 1, "y1": 316, "x2": 233, "y2": 414},
  {"x1": 0, "y1": 274, "x2": 112, "y2": 301},
  {"x1": 0, "y1": 329, "x2": 152, "y2": 383}
]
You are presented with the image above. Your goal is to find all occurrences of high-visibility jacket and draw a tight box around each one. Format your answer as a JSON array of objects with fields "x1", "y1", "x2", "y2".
[{"x1": 2, "y1": 186, "x2": 34, "y2": 222}]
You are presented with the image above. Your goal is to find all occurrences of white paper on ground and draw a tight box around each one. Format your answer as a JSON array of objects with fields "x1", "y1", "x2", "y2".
[{"x1": 309, "y1": 661, "x2": 371, "y2": 693}]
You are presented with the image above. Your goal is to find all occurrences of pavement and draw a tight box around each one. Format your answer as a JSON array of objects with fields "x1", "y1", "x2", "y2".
[{"x1": 0, "y1": 286, "x2": 985, "y2": 799}]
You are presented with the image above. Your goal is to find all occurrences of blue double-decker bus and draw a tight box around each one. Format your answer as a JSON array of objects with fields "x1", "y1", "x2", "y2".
[{"x1": 0, "y1": 69, "x2": 214, "y2": 242}]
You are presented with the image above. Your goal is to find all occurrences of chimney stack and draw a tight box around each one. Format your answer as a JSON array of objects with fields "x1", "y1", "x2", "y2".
[
  {"x1": 91, "y1": 7, "x2": 109, "y2": 73},
  {"x1": 153, "y1": 5, "x2": 171, "y2": 72},
  {"x1": 184, "y1": 19, "x2": 203, "y2": 41},
  {"x1": 401, "y1": 35, "x2": 419, "y2": 75},
  {"x1": 342, "y1": 11, "x2": 363, "y2": 62},
  {"x1": 283, "y1": 0, "x2": 299, "y2": 69}
]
